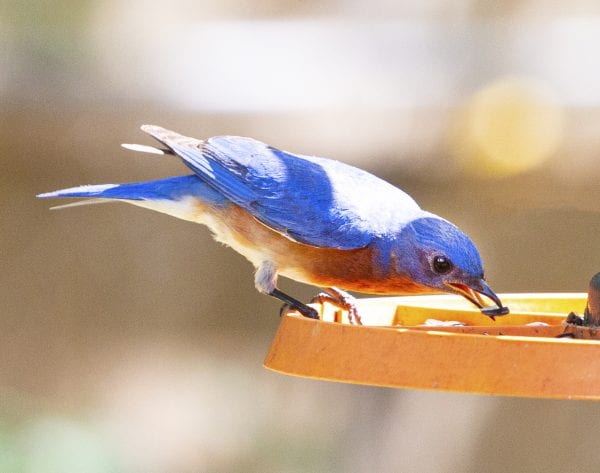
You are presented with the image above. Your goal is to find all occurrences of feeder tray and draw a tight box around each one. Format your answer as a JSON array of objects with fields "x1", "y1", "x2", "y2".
[{"x1": 264, "y1": 293, "x2": 600, "y2": 400}]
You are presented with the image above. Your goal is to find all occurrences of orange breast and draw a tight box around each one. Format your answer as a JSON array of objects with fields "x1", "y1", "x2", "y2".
[{"x1": 198, "y1": 202, "x2": 431, "y2": 295}]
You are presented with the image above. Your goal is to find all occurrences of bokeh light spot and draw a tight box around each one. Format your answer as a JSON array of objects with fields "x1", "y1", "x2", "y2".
[{"x1": 454, "y1": 77, "x2": 564, "y2": 177}]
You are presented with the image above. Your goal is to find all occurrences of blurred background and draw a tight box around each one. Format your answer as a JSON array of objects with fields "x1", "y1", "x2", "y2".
[{"x1": 3, "y1": 1, "x2": 600, "y2": 471}]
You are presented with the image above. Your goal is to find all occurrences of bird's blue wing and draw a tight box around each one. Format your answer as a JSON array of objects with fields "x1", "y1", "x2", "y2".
[{"x1": 142, "y1": 125, "x2": 422, "y2": 250}]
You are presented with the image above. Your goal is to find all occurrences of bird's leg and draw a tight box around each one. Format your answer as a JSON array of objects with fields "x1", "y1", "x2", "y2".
[
  {"x1": 311, "y1": 287, "x2": 362, "y2": 325},
  {"x1": 271, "y1": 288, "x2": 319, "y2": 319},
  {"x1": 255, "y1": 260, "x2": 318, "y2": 319}
]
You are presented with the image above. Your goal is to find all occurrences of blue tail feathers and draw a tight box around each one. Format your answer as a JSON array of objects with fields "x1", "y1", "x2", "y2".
[{"x1": 38, "y1": 174, "x2": 227, "y2": 206}]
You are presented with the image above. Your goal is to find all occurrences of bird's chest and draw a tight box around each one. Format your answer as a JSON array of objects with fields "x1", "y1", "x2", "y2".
[{"x1": 203, "y1": 203, "x2": 428, "y2": 295}]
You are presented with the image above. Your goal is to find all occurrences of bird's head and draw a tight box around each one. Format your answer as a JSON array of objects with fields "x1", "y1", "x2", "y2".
[{"x1": 396, "y1": 216, "x2": 508, "y2": 318}]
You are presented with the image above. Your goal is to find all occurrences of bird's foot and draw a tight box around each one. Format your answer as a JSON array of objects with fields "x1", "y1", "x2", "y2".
[
  {"x1": 279, "y1": 302, "x2": 319, "y2": 319},
  {"x1": 311, "y1": 287, "x2": 362, "y2": 325}
]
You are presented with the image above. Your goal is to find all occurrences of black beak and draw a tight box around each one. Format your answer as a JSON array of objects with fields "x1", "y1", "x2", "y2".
[{"x1": 446, "y1": 279, "x2": 509, "y2": 320}]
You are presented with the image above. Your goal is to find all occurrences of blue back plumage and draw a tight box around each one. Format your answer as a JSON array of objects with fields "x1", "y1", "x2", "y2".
[{"x1": 145, "y1": 127, "x2": 423, "y2": 250}]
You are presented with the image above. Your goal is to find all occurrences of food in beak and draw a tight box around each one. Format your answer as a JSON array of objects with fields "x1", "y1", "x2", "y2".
[{"x1": 446, "y1": 280, "x2": 509, "y2": 319}]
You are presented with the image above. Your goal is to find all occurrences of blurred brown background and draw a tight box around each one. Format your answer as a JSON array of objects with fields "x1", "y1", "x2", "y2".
[{"x1": 3, "y1": 1, "x2": 600, "y2": 472}]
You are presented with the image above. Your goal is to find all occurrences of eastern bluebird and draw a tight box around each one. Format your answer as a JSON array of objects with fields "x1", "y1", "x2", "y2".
[{"x1": 38, "y1": 125, "x2": 508, "y2": 322}]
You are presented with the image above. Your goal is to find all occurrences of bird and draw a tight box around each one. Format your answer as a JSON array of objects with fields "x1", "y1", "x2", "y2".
[{"x1": 38, "y1": 125, "x2": 508, "y2": 323}]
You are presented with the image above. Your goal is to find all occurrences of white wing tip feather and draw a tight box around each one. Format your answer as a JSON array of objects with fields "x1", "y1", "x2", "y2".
[
  {"x1": 121, "y1": 143, "x2": 168, "y2": 155},
  {"x1": 37, "y1": 184, "x2": 118, "y2": 198}
]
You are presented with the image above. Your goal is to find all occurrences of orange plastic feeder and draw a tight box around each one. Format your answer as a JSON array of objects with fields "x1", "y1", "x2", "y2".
[{"x1": 264, "y1": 293, "x2": 600, "y2": 400}]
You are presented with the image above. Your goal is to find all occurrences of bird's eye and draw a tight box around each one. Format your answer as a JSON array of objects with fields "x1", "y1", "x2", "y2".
[{"x1": 432, "y1": 255, "x2": 453, "y2": 274}]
